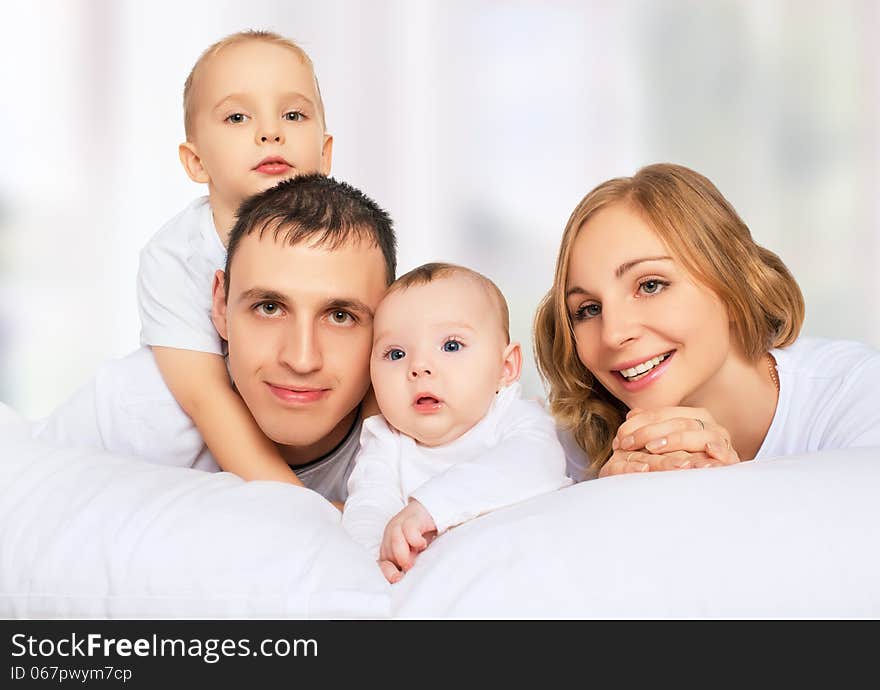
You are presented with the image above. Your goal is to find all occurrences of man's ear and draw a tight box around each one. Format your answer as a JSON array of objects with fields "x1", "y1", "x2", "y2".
[
  {"x1": 498, "y1": 341, "x2": 523, "y2": 389},
  {"x1": 320, "y1": 133, "x2": 334, "y2": 175},
  {"x1": 179, "y1": 141, "x2": 211, "y2": 184},
  {"x1": 211, "y1": 270, "x2": 229, "y2": 340}
]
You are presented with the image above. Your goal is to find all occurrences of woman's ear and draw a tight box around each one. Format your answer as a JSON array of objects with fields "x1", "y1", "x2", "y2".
[
  {"x1": 210, "y1": 270, "x2": 229, "y2": 340},
  {"x1": 498, "y1": 342, "x2": 523, "y2": 389},
  {"x1": 179, "y1": 141, "x2": 211, "y2": 184}
]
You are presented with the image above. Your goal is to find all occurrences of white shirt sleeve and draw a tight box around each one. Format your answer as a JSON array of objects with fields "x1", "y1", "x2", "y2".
[
  {"x1": 410, "y1": 391, "x2": 573, "y2": 534},
  {"x1": 137, "y1": 201, "x2": 225, "y2": 355},
  {"x1": 341, "y1": 416, "x2": 406, "y2": 559},
  {"x1": 822, "y1": 347, "x2": 880, "y2": 449}
]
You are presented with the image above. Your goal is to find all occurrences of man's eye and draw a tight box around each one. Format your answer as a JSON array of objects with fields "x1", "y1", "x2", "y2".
[
  {"x1": 442, "y1": 340, "x2": 462, "y2": 353},
  {"x1": 385, "y1": 348, "x2": 406, "y2": 361},
  {"x1": 257, "y1": 302, "x2": 281, "y2": 316},
  {"x1": 284, "y1": 111, "x2": 305, "y2": 121},
  {"x1": 226, "y1": 113, "x2": 249, "y2": 124},
  {"x1": 330, "y1": 310, "x2": 353, "y2": 325}
]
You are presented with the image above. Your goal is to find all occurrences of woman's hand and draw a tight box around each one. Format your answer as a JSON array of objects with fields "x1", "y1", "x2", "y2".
[
  {"x1": 598, "y1": 406, "x2": 741, "y2": 477},
  {"x1": 599, "y1": 447, "x2": 714, "y2": 477}
]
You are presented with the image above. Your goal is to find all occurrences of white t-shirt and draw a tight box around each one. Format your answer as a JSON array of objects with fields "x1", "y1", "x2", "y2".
[
  {"x1": 32, "y1": 347, "x2": 360, "y2": 504},
  {"x1": 137, "y1": 196, "x2": 227, "y2": 354},
  {"x1": 342, "y1": 382, "x2": 573, "y2": 558},
  {"x1": 562, "y1": 336, "x2": 880, "y2": 478},
  {"x1": 757, "y1": 337, "x2": 880, "y2": 458}
]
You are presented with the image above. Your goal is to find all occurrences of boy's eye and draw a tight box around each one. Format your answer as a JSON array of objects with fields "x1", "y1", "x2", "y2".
[
  {"x1": 284, "y1": 111, "x2": 305, "y2": 121},
  {"x1": 386, "y1": 348, "x2": 406, "y2": 361},
  {"x1": 442, "y1": 340, "x2": 462, "y2": 353},
  {"x1": 226, "y1": 113, "x2": 249, "y2": 124}
]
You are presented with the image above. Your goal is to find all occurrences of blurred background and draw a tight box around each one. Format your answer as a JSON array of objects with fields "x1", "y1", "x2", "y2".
[{"x1": 1, "y1": 0, "x2": 879, "y2": 420}]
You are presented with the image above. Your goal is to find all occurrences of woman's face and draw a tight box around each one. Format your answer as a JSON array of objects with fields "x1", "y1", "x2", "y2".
[{"x1": 564, "y1": 202, "x2": 734, "y2": 410}]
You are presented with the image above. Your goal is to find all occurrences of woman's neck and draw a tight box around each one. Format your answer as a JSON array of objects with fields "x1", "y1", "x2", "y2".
[{"x1": 683, "y1": 350, "x2": 779, "y2": 461}]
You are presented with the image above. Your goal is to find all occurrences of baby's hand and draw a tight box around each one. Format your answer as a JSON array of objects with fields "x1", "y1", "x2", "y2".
[
  {"x1": 378, "y1": 559, "x2": 404, "y2": 584},
  {"x1": 379, "y1": 500, "x2": 437, "y2": 577}
]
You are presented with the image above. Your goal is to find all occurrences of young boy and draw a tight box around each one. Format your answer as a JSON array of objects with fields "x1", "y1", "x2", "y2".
[
  {"x1": 342, "y1": 263, "x2": 572, "y2": 583},
  {"x1": 138, "y1": 31, "x2": 333, "y2": 485}
]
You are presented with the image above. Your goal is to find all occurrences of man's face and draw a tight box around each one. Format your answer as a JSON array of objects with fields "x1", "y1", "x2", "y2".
[{"x1": 212, "y1": 232, "x2": 387, "y2": 463}]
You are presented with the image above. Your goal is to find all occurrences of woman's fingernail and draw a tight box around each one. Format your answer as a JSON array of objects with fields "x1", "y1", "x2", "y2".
[
  {"x1": 645, "y1": 437, "x2": 667, "y2": 452},
  {"x1": 620, "y1": 435, "x2": 635, "y2": 449},
  {"x1": 675, "y1": 459, "x2": 692, "y2": 469},
  {"x1": 636, "y1": 462, "x2": 649, "y2": 472}
]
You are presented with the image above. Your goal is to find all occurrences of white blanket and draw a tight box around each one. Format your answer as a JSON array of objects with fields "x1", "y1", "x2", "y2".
[{"x1": 2, "y1": 403, "x2": 878, "y2": 618}]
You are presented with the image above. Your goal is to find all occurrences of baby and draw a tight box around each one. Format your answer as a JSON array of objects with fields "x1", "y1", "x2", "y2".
[
  {"x1": 137, "y1": 31, "x2": 333, "y2": 486},
  {"x1": 342, "y1": 263, "x2": 572, "y2": 583}
]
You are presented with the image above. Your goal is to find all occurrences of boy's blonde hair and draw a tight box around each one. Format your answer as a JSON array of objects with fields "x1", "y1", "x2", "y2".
[
  {"x1": 388, "y1": 263, "x2": 511, "y2": 344},
  {"x1": 183, "y1": 29, "x2": 326, "y2": 140},
  {"x1": 533, "y1": 163, "x2": 805, "y2": 477}
]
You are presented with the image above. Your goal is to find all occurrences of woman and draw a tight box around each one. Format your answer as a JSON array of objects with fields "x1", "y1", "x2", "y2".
[{"x1": 534, "y1": 163, "x2": 880, "y2": 479}]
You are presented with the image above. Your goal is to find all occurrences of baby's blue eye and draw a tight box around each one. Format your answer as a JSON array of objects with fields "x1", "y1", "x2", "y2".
[
  {"x1": 284, "y1": 111, "x2": 304, "y2": 121},
  {"x1": 226, "y1": 113, "x2": 248, "y2": 124},
  {"x1": 388, "y1": 349, "x2": 405, "y2": 361},
  {"x1": 443, "y1": 340, "x2": 461, "y2": 353}
]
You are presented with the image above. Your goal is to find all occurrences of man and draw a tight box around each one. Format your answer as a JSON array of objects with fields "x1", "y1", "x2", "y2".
[{"x1": 34, "y1": 175, "x2": 395, "y2": 506}]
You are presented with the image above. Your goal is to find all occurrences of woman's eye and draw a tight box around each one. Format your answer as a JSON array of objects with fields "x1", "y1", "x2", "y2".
[
  {"x1": 639, "y1": 279, "x2": 668, "y2": 295},
  {"x1": 330, "y1": 310, "x2": 353, "y2": 325},
  {"x1": 442, "y1": 340, "x2": 462, "y2": 353},
  {"x1": 284, "y1": 111, "x2": 304, "y2": 121},
  {"x1": 574, "y1": 303, "x2": 601, "y2": 320},
  {"x1": 386, "y1": 348, "x2": 406, "y2": 361},
  {"x1": 226, "y1": 113, "x2": 248, "y2": 124}
]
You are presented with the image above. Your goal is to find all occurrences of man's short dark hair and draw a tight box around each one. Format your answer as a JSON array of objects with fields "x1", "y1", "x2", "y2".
[{"x1": 224, "y1": 174, "x2": 397, "y2": 295}]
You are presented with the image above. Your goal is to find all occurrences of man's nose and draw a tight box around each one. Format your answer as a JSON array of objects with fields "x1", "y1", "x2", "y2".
[{"x1": 279, "y1": 320, "x2": 322, "y2": 374}]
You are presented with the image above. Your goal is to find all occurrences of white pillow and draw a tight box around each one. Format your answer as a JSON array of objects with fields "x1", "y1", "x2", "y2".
[
  {"x1": 391, "y1": 447, "x2": 880, "y2": 618},
  {"x1": 0, "y1": 405, "x2": 389, "y2": 619}
]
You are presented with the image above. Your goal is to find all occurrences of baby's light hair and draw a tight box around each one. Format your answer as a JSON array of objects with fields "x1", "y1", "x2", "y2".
[
  {"x1": 182, "y1": 29, "x2": 326, "y2": 140},
  {"x1": 388, "y1": 262, "x2": 511, "y2": 344}
]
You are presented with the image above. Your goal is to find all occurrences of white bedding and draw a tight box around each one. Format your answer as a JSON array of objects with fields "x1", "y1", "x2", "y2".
[{"x1": 2, "y1": 402, "x2": 878, "y2": 618}]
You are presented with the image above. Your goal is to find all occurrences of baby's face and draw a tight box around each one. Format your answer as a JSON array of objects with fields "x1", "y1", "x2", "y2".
[
  {"x1": 370, "y1": 275, "x2": 511, "y2": 447},
  {"x1": 187, "y1": 40, "x2": 331, "y2": 208}
]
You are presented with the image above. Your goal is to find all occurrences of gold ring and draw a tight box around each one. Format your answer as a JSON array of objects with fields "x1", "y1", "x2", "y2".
[{"x1": 695, "y1": 418, "x2": 705, "y2": 431}]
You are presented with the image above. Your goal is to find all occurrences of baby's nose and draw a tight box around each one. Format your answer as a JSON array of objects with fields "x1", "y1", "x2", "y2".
[{"x1": 408, "y1": 367, "x2": 432, "y2": 380}]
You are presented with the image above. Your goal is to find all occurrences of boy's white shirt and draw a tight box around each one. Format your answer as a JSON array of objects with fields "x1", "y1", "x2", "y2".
[
  {"x1": 32, "y1": 347, "x2": 361, "y2": 505},
  {"x1": 137, "y1": 196, "x2": 227, "y2": 354},
  {"x1": 342, "y1": 382, "x2": 573, "y2": 558}
]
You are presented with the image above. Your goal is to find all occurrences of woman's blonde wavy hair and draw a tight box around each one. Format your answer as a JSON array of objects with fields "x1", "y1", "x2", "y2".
[{"x1": 533, "y1": 163, "x2": 804, "y2": 478}]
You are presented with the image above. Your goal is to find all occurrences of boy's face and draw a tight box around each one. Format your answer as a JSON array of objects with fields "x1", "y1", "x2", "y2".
[
  {"x1": 212, "y1": 232, "x2": 387, "y2": 463},
  {"x1": 184, "y1": 40, "x2": 332, "y2": 215},
  {"x1": 370, "y1": 275, "x2": 518, "y2": 447}
]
